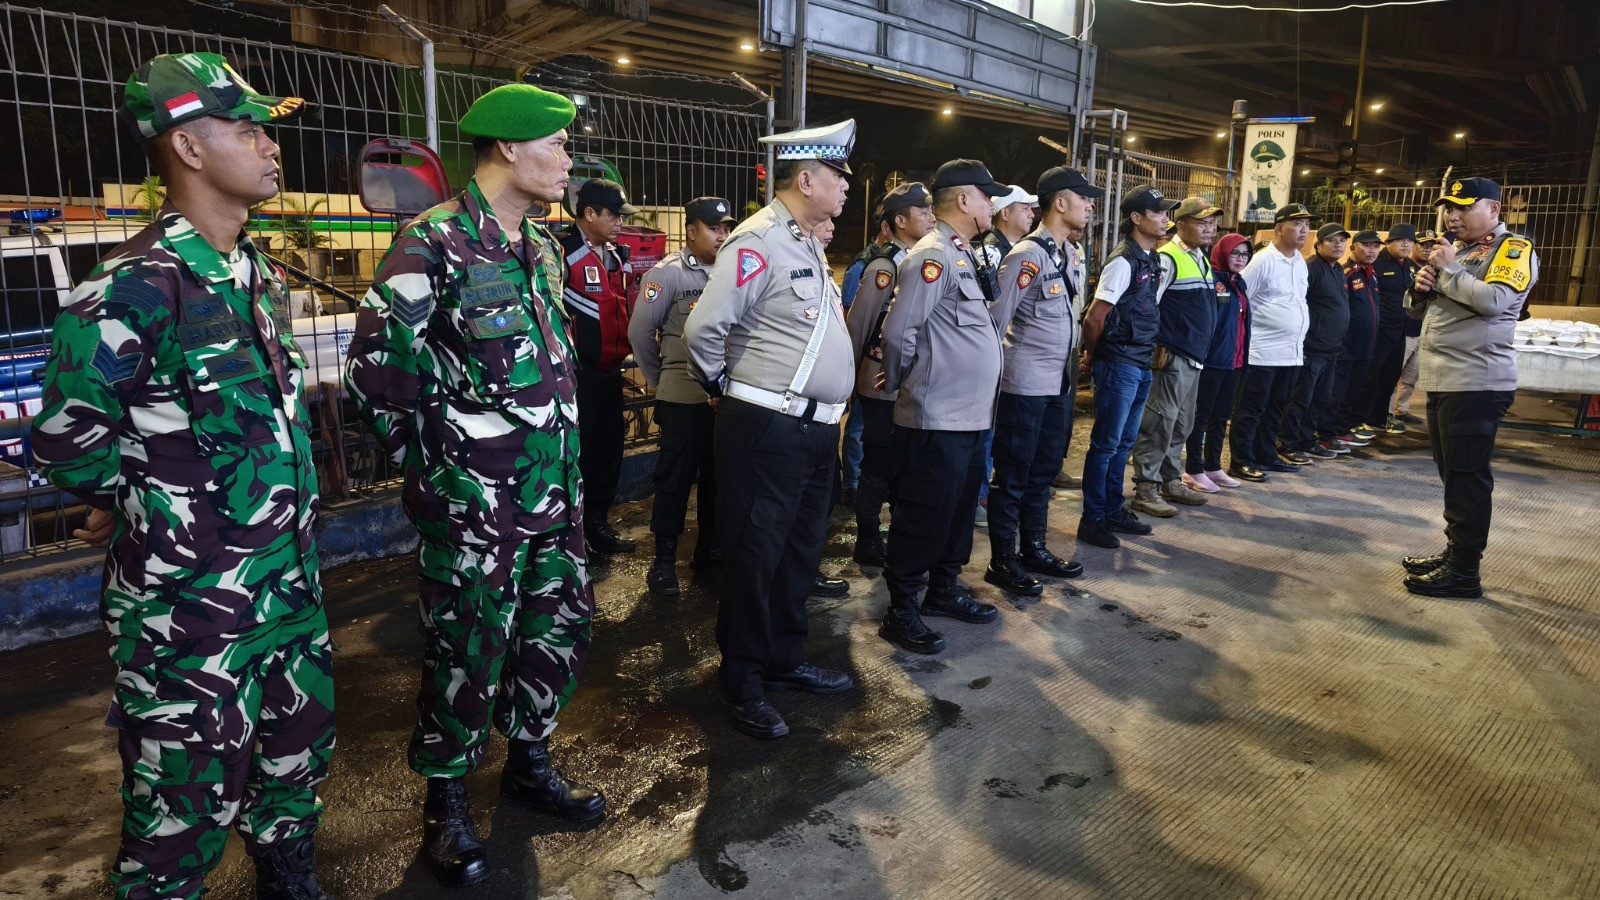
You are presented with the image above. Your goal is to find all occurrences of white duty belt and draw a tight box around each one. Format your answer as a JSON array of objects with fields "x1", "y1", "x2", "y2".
[{"x1": 726, "y1": 265, "x2": 845, "y2": 424}]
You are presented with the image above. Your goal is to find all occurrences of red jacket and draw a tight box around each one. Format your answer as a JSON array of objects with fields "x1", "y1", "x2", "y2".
[{"x1": 560, "y1": 230, "x2": 635, "y2": 370}]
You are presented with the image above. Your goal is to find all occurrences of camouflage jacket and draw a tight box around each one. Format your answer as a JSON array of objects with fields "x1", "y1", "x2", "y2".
[
  {"x1": 33, "y1": 209, "x2": 320, "y2": 642},
  {"x1": 345, "y1": 178, "x2": 582, "y2": 545}
]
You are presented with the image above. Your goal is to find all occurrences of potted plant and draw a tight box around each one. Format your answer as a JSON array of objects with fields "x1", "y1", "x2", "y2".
[{"x1": 278, "y1": 194, "x2": 334, "y2": 279}]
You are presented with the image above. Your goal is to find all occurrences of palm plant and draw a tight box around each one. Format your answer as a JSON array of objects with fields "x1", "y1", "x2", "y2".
[{"x1": 130, "y1": 175, "x2": 165, "y2": 221}]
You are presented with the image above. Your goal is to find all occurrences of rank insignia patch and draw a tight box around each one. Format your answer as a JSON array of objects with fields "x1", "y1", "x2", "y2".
[
  {"x1": 1048, "y1": 281, "x2": 1064, "y2": 295},
  {"x1": 736, "y1": 248, "x2": 767, "y2": 287},
  {"x1": 643, "y1": 282, "x2": 663, "y2": 303},
  {"x1": 922, "y1": 260, "x2": 943, "y2": 283},
  {"x1": 803, "y1": 305, "x2": 820, "y2": 320},
  {"x1": 875, "y1": 270, "x2": 893, "y2": 290}
]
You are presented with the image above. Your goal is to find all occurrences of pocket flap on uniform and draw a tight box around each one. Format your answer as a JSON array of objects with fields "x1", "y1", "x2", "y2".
[
  {"x1": 1445, "y1": 419, "x2": 1496, "y2": 438},
  {"x1": 956, "y1": 275, "x2": 986, "y2": 301},
  {"x1": 108, "y1": 683, "x2": 224, "y2": 744},
  {"x1": 183, "y1": 343, "x2": 267, "y2": 392},
  {"x1": 463, "y1": 304, "x2": 533, "y2": 340}
]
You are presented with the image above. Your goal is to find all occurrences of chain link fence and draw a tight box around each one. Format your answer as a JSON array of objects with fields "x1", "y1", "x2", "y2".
[{"x1": 0, "y1": 3, "x2": 765, "y2": 564}]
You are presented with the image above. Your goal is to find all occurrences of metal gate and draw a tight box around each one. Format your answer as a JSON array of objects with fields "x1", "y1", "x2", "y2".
[{"x1": 0, "y1": 3, "x2": 766, "y2": 564}]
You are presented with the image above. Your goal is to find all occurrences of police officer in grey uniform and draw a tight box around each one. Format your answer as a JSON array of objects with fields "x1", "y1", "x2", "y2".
[
  {"x1": 1402, "y1": 177, "x2": 1537, "y2": 599},
  {"x1": 985, "y1": 166, "x2": 1102, "y2": 596},
  {"x1": 876, "y1": 159, "x2": 1010, "y2": 655},
  {"x1": 631, "y1": 196, "x2": 737, "y2": 597},
  {"x1": 845, "y1": 182, "x2": 934, "y2": 568},
  {"x1": 684, "y1": 120, "x2": 859, "y2": 739}
]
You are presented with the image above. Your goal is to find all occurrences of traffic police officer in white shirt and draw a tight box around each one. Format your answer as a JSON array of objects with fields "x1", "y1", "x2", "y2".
[{"x1": 684, "y1": 120, "x2": 858, "y2": 739}]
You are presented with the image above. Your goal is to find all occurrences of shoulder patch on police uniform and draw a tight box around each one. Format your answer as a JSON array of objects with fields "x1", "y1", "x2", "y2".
[
  {"x1": 1485, "y1": 237, "x2": 1534, "y2": 293},
  {"x1": 875, "y1": 269, "x2": 893, "y2": 290},
  {"x1": 736, "y1": 248, "x2": 767, "y2": 287},
  {"x1": 922, "y1": 260, "x2": 943, "y2": 283},
  {"x1": 1017, "y1": 260, "x2": 1040, "y2": 289},
  {"x1": 643, "y1": 281, "x2": 663, "y2": 303}
]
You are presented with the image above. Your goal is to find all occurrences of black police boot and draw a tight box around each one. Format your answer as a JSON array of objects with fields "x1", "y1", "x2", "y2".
[
  {"x1": 852, "y1": 527, "x2": 886, "y2": 568},
  {"x1": 254, "y1": 834, "x2": 331, "y2": 900},
  {"x1": 689, "y1": 540, "x2": 723, "y2": 570},
  {"x1": 1402, "y1": 548, "x2": 1450, "y2": 576},
  {"x1": 500, "y1": 738, "x2": 606, "y2": 826},
  {"x1": 922, "y1": 574, "x2": 1000, "y2": 623},
  {"x1": 985, "y1": 549, "x2": 1044, "y2": 596},
  {"x1": 721, "y1": 692, "x2": 789, "y2": 739},
  {"x1": 1020, "y1": 532, "x2": 1085, "y2": 578},
  {"x1": 1404, "y1": 555, "x2": 1483, "y2": 599},
  {"x1": 879, "y1": 595, "x2": 946, "y2": 654},
  {"x1": 421, "y1": 778, "x2": 489, "y2": 887},
  {"x1": 587, "y1": 521, "x2": 637, "y2": 555},
  {"x1": 647, "y1": 535, "x2": 680, "y2": 598}
]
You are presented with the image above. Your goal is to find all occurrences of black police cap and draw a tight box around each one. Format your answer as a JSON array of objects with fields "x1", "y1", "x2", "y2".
[
  {"x1": 1435, "y1": 176, "x2": 1501, "y2": 207},
  {"x1": 931, "y1": 159, "x2": 1008, "y2": 196},
  {"x1": 1036, "y1": 166, "x2": 1104, "y2": 199},
  {"x1": 685, "y1": 196, "x2": 736, "y2": 225}
]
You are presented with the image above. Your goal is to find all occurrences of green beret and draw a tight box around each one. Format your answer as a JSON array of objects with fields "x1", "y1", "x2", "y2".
[{"x1": 459, "y1": 83, "x2": 576, "y2": 141}]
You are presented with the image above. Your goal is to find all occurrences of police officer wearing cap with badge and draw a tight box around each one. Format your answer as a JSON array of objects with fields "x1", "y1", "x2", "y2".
[
  {"x1": 1402, "y1": 177, "x2": 1537, "y2": 600},
  {"x1": 875, "y1": 159, "x2": 1011, "y2": 654},
  {"x1": 562, "y1": 177, "x2": 640, "y2": 555},
  {"x1": 348, "y1": 82, "x2": 606, "y2": 886},
  {"x1": 984, "y1": 166, "x2": 1102, "y2": 596},
  {"x1": 845, "y1": 181, "x2": 934, "y2": 569},
  {"x1": 630, "y1": 197, "x2": 737, "y2": 597},
  {"x1": 34, "y1": 50, "x2": 334, "y2": 900},
  {"x1": 684, "y1": 120, "x2": 859, "y2": 739}
]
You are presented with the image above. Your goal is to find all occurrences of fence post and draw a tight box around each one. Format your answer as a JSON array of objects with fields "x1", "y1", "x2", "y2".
[{"x1": 378, "y1": 4, "x2": 438, "y2": 152}]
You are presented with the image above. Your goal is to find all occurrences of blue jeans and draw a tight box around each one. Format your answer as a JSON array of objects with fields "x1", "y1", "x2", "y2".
[
  {"x1": 841, "y1": 396, "x2": 864, "y2": 487},
  {"x1": 1083, "y1": 360, "x2": 1152, "y2": 521}
]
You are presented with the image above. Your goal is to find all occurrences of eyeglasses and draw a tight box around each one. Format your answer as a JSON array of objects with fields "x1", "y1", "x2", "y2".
[{"x1": 1229, "y1": 249, "x2": 1251, "y2": 258}]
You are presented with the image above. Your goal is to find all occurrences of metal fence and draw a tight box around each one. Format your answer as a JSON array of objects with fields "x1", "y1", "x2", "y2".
[
  {"x1": 1295, "y1": 183, "x2": 1600, "y2": 308},
  {"x1": 0, "y1": 3, "x2": 766, "y2": 564}
]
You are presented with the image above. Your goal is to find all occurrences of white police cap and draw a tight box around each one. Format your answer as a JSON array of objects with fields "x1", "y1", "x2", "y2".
[{"x1": 760, "y1": 118, "x2": 856, "y2": 175}]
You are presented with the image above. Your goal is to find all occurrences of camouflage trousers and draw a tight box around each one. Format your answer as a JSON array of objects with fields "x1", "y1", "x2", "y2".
[
  {"x1": 410, "y1": 525, "x2": 593, "y2": 778},
  {"x1": 106, "y1": 604, "x2": 335, "y2": 900}
]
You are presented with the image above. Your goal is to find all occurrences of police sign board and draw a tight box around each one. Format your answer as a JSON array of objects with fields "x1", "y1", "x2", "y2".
[{"x1": 1238, "y1": 123, "x2": 1298, "y2": 225}]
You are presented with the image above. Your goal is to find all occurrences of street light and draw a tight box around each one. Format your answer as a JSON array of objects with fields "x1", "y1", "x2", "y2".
[{"x1": 1454, "y1": 131, "x2": 1466, "y2": 140}]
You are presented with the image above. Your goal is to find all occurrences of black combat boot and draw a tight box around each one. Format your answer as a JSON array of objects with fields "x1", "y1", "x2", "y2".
[
  {"x1": 689, "y1": 540, "x2": 723, "y2": 570},
  {"x1": 587, "y1": 520, "x2": 637, "y2": 555},
  {"x1": 878, "y1": 594, "x2": 946, "y2": 654},
  {"x1": 923, "y1": 573, "x2": 1000, "y2": 622},
  {"x1": 852, "y1": 527, "x2": 886, "y2": 568},
  {"x1": 500, "y1": 738, "x2": 606, "y2": 826},
  {"x1": 1402, "y1": 548, "x2": 1450, "y2": 576},
  {"x1": 985, "y1": 541, "x2": 1044, "y2": 596},
  {"x1": 647, "y1": 535, "x2": 680, "y2": 597},
  {"x1": 254, "y1": 834, "x2": 331, "y2": 900},
  {"x1": 421, "y1": 778, "x2": 488, "y2": 887},
  {"x1": 1404, "y1": 553, "x2": 1483, "y2": 599},
  {"x1": 1020, "y1": 532, "x2": 1084, "y2": 578}
]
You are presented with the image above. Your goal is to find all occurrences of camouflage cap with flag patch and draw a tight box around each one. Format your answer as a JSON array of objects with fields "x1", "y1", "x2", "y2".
[{"x1": 122, "y1": 52, "x2": 305, "y2": 139}]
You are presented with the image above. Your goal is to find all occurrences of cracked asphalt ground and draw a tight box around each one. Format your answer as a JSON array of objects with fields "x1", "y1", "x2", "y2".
[{"x1": 4, "y1": 394, "x2": 1600, "y2": 899}]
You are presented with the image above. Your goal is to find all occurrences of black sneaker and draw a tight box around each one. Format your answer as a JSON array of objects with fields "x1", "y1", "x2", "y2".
[
  {"x1": 1306, "y1": 444, "x2": 1339, "y2": 460},
  {"x1": 810, "y1": 574, "x2": 850, "y2": 598},
  {"x1": 1076, "y1": 516, "x2": 1120, "y2": 549},
  {"x1": 1399, "y1": 413, "x2": 1424, "y2": 425},
  {"x1": 1106, "y1": 507, "x2": 1153, "y2": 535},
  {"x1": 1261, "y1": 461, "x2": 1300, "y2": 473},
  {"x1": 1319, "y1": 440, "x2": 1351, "y2": 456}
]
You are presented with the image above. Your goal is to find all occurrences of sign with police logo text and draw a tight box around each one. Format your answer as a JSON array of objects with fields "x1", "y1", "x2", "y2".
[{"x1": 1238, "y1": 123, "x2": 1298, "y2": 225}]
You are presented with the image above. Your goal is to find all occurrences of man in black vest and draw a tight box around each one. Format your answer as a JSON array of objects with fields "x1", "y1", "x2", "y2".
[{"x1": 1077, "y1": 185, "x2": 1176, "y2": 549}]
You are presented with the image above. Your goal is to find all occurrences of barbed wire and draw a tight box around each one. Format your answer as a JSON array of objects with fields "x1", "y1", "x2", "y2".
[{"x1": 179, "y1": 0, "x2": 766, "y2": 110}]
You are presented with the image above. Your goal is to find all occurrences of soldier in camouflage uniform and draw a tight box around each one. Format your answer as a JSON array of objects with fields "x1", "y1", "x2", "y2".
[
  {"x1": 31, "y1": 53, "x2": 334, "y2": 900},
  {"x1": 344, "y1": 83, "x2": 604, "y2": 888}
]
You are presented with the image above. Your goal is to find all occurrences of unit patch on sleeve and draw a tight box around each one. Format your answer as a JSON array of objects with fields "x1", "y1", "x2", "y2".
[
  {"x1": 1017, "y1": 260, "x2": 1040, "y2": 289},
  {"x1": 875, "y1": 269, "x2": 893, "y2": 290},
  {"x1": 921, "y1": 260, "x2": 943, "y2": 283},
  {"x1": 643, "y1": 281, "x2": 663, "y2": 303},
  {"x1": 736, "y1": 248, "x2": 767, "y2": 287},
  {"x1": 1484, "y1": 237, "x2": 1534, "y2": 292}
]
